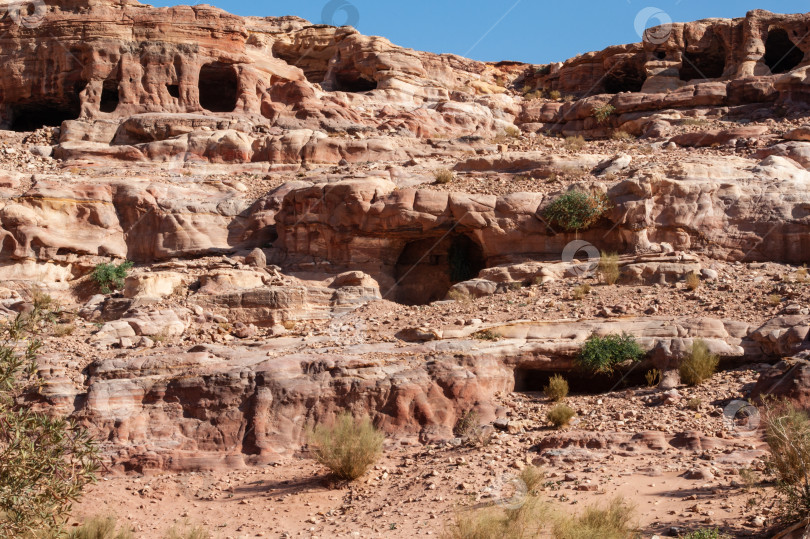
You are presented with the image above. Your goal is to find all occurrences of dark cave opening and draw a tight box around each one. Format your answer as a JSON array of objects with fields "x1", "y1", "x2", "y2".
[
  {"x1": 334, "y1": 71, "x2": 378, "y2": 93},
  {"x1": 679, "y1": 31, "x2": 727, "y2": 81},
  {"x1": 603, "y1": 60, "x2": 647, "y2": 94},
  {"x1": 167, "y1": 84, "x2": 180, "y2": 99},
  {"x1": 513, "y1": 368, "x2": 649, "y2": 395},
  {"x1": 765, "y1": 28, "x2": 805, "y2": 74},
  {"x1": 10, "y1": 103, "x2": 78, "y2": 131},
  {"x1": 393, "y1": 234, "x2": 485, "y2": 305},
  {"x1": 99, "y1": 80, "x2": 120, "y2": 113},
  {"x1": 199, "y1": 62, "x2": 238, "y2": 113}
]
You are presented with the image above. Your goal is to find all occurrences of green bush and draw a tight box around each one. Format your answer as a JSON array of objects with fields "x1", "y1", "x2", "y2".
[
  {"x1": 679, "y1": 339, "x2": 718, "y2": 386},
  {"x1": 547, "y1": 404, "x2": 575, "y2": 429},
  {"x1": 543, "y1": 191, "x2": 611, "y2": 234},
  {"x1": 577, "y1": 333, "x2": 644, "y2": 374},
  {"x1": 679, "y1": 529, "x2": 729, "y2": 539},
  {"x1": 553, "y1": 497, "x2": 637, "y2": 539},
  {"x1": 0, "y1": 309, "x2": 100, "y2": 537},
  {"x1": 92, "y1": 261, "x2": 133, "y2": 294},
  {"x1": 544, "y1": 375, "x2": 569, "y2": 402},
  {"x1": 309, "y1": 412, "x2": 384, "y2": 481},
  {"x1": 593, "y1": 104, "x2": 616, "y2": 124}
]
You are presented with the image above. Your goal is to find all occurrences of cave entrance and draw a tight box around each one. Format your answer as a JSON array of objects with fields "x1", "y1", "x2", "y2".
[
  {"x1": 9, "y1": 103, "x2": 78, "y2": 131},
  {"x1": 334, "y1": 70, "x2": 377, "y2": 92},
  {"x1": 765, "y1": 29, "x2": 804, "y2": 74},
  {"x1": 513, "y1": 368, "x2": 648, "y2": 395},
  {"x1": 603, "y1": 59, "x2": 647, "y2": 94},
  {"x1": 394, "y1": 234, "x2": 485, "y2": 305},
  {"x1": 99, "y1": 80, "x2": 120, "y2": 113},
  {"x1": 199, "y1": 62, "x2": 238, "y2": 113},
  {"x1": 679, "y1": 31, "x2": 727, "y2": 81}
]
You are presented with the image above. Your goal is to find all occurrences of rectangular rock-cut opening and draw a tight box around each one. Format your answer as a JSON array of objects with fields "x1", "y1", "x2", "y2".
[
  {"x1": 9, "y1": 103, "x2": 78, "y2": 131},
  {"x1": 199, "y1": 62, "x2": 238, "y2": 113},
  {"x1": 100, "y1": 80, "x2": 120, "y2": 113}
]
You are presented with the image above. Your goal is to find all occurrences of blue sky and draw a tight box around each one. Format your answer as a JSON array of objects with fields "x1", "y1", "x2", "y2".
[{"x1": 148, "y1": 1, "x2": 809, "y2": 64}]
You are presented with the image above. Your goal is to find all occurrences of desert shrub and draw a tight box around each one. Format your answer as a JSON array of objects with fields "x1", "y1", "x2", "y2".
[
  {"x1": 599, "y1": 252, "x2": 620, "y2": 285},
  {"x1": 686, "y1": 397, "x2": 702, "y2": 411},
  {"x1": 681, "y1": 118, "x2": 709, "y2": 127},
  {"x1": 679, "y1": 530, "x2": 728, "y2": 539},
  {"x1": 309, "y1": 412, "x2": 384, "y2": 481},
  {"x1": 577, "y1": 333, "x2": 644, "y2": 374},
  {"x1": 524, "y1": 90, "x2": 544, "y2": 101},
  {"x1": 645, "y1": 369, "x2": 660, "y2": 387},
  {"x1": 763, "y1": 400, "x2": 810, "y2": 520},
  {"x1": 549, "y1": 90, "x2": 562, "y2": 100},
  {"x1": 454, "y1": 410, "x2": 492, "y2": 447},
  {"x1": 164, "y1": 523, "x2": 211, "y2": 539},
  {"x1": 504, "y1": 126, "x2": 521, "y2": 139},
  {"x1": 679, "y1": 339, "x2": 718, "y2": 386},
  {"x1": 0, "y1": 309, "x2": 101, "y2": 537},
  {"x1": 572, "y1": 284, "x2": 591, "y2": 301},
  {"x1": 69, "y1": 516, "x2": 134, "y2": 539},
  {"x1": 92, "y1": 261, "x2": 133, "y2": 294},
  {"x1": 593, "y1": 104, "x2": 616, "y2": 124},
  {"x1": 447, "y1": 289, "x2": 472, "y2": 302},
  {"x1": 519, "y1": 465, "x2": 545, "y2": 493},
  {"x1": 685, "y1": 271, "x2": 701, "y2": 291},
  {"x1": 543, "y1": 190, "x2": 612, "y2": 234},
  {"x1": 768, "y1": 294, "x2": 783, "y2": 306},
  {"x1": 563, "y1": 136, "x2": 586, "y2": 151},
  {"x1": 53, "y1": 323, "x2": 76, "y2": 337},
  {"x1": 544, "y1": 375, "x2": 569, "y2": 402},
  {"x1": 611, "y1": 130, "x2": 634, "y2": 141},
  {"x1": 474, "y1": 330, "x2": 501, "y2": 342},
  {"x1": 547, "y1": 404, "x2": 575, "y2": 429},
  {"x1": 434, "y1": 168, "x2": 455, "y2": 185},
  {"x1": 552, "y1": 497, "x2": 636, "y2": 539}
]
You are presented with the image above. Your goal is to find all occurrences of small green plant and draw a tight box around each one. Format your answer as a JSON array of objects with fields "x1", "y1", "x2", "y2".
[
  {"x1": 434, "y1": 168, "x2": 455, "y2": 185},
  {"x1": 645, "y1": 369, "x2": 661, "y2": 387},
  {"x1": 577, "y1": 333, "x2": 644, "y2": 374},
  {"x1": 599, "y1": 252, "x2": 620, "y2": 285},
  {"x1": 679, "y1": 529, "x2": 729, "y2": 539},
  {"x1": 69, "y1": 516, "x2": 134, "y2": 539},
  {"x1": 553, "y1": 497, "x2": 637, "y2": 539},
  {"x1": 544, "y1": 375, "x2": 569, "y2": 402},
  {"x1": 593, "y1": 103, "x2": 616, "y2": 124},
  {"x1": 543, "y1": 190, "x2": 612, "y2": 236},
  {"x1": 309, "y1": 412, "x2": 384, "y2": 481},
  {"x1": 572, "y1": 283, "x2": 591, "y2": 300},
  {"x1": 547, "y1": 404, "x2": 576, "y2": 429},
  {"x1": 563, "y1": 135, "x2": 586, "y2": 151},
  {"x1": 92, "y1": 261, "x2": 133, "y2": 294},
  {"x1": 686, "y1": 397, "x2": 702, "y2": 411},
  {"x1": 685, "y1": 271, "x2": 701, "y2": 291},
  {"x1": 679, "y1": 339, "x2": 718, "y2": 386},
  {"x1": 474, "y1": 329, "x2": 501, "y2": 342}
]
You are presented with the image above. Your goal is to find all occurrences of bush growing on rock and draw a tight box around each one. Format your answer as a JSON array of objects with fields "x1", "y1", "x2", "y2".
[
  {"x1": 309, "y1": 412, "x2": 384, "y2": 481},
  {"x1": 0, "y1": 306, "x2": 100, "y2": 537},
  {"x1": 543, "y1": 190, "x2": 611, "y2": 235},
  {"x1": 544, "y1": 374, "x2": 569, "y2": 402},
  {"x1": 592, "y1": 103, "x2": 616, "y2": 124},
  {"x1": 679, "y1": 339, "x2": 718, "y2": 386},
  {"x1": 679, "y1": 528, "x2": 730, "y2": 539},
  {"x1": 92, "y1": 261, "x2": 133, "y2": 294},
  {"x1": 577, "y1": 333, "x2": 644, "y2": 374},
  {"x1": 547, "y1": 404, "x2": 575, "y2": 429},
  {"x1": 434, "y1": 168, "x2": 455, "y2": 185}
]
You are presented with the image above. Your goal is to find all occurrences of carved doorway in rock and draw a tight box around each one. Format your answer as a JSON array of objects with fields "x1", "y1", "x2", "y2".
[
  {"x1": 394, "y1": 234, "x2": 485, "y2": 305},
  {"x1": 198, "y1": 62, "x2": 238, "y2": 112},
  {"x1": 680, "y1": 30, "x2": 727, "y2": 82}
]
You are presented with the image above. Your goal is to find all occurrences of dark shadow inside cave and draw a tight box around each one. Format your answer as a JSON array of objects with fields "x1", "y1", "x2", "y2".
[
  {"x1": 99, "y1": 80, "x2": 120, "y2": 113},
  {"x1": 765, "y1": 28, "x2": 805, "y2": 74},
  {"x1": 680, "y1": 30, "x2": 727, "y2": 81},
  {"x1": 334, "y1": 70, "x2": 377, "y2": 92},
  {"x1": 603, "y1": 59, "x2": 647, "y2": 94},
  {"x1": 199, "y1": 62, "x2": 238, "y2": 112},
  {"x1": 393, "y1": 234, "x2": 485, "y2": 305}
]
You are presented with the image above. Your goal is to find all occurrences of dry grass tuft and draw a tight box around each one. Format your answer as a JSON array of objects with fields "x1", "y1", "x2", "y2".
[
  {"x1": 309, "y1": 412, "x2": 384, "y2": 481},
  {"x1": 598, "y1": 252, "x2": 620, "y2": 285},
  {"x1": 679, "y1": 339, "x2": 718, "y2": 386},
  {"x1": 685, "y1": 271, "x2": 701, "y2": 291},
  {"x1": 547, "y1": 404, "x2": 575, "y2": 429},
  {"x1": 434, "y1": 168, "x2": 455, "y2": 185},
  {"x1": 543, "y1": 374, "x2": 569, "y2": 402},
  {"x1": 552, "y1": 497, "x2": 637, "y2": 539}
]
